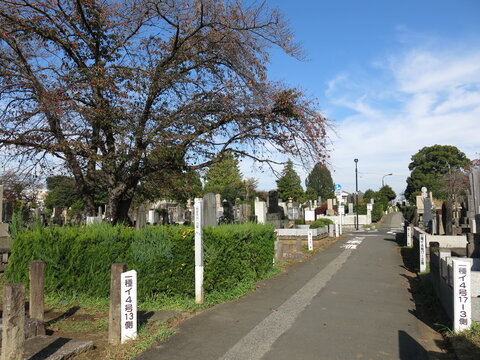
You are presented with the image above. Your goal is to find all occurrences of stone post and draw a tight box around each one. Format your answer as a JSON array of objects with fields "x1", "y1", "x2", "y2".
[
  {"x1": 109, "y1": 263, "x2": 126, "y2": 345},
  {"x1": 0, "y1": 184, "x2": 3, "y2": 222},
  {"x1": 1, "y1": 283, "x2": 25, "y2": 360},
  {"x1": 466, "y1": 233, "x2": 480, "y2": 258},
  {"x1": 29, "y1": 261, "x2": 45, "y2": 321}
]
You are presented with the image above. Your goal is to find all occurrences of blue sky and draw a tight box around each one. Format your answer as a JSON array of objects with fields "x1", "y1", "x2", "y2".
[{"x1": 241, "y1": 0, "x2": 480, "y2": 198}]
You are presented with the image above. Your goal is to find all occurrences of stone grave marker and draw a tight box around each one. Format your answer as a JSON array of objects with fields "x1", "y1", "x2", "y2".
[
  {"x1": 254, "y1": 198, "x2": 267, "y2": 224},
  {"x1": 348, "y1": 203, "x2": 354, "y2": 214},
  {"x1": 202, "y1": 193, "x2": 217, "y2": 227}
]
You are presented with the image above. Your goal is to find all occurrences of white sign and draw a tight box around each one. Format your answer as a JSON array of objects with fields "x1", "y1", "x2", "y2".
[
  {"x1": 419, "y1": 234, "x2": 426, "y2": 272},
  {"x1": 121, "y1": 270, "x2": 137, "y2": 343},
  {"x1": 194, "y1": 198, "x2": 204, "y2": 304},
  {"x1": 338, "y1": 205, "x2": 345, "y2": 215},
  {"x1": 453, "y1": 260, "x2": 472, "y2": 332},
  {"x1": 307, "y1": 230, "x2": 313, "y2": 251},
  {"x1": 367, "y1": 203, "x2": 373, "y2": 212},
  {"x1": 406, "y1": 226, "x2": 412, "y2": 247}
]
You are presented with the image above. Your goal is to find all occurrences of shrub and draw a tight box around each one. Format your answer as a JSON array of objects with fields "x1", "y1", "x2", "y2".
[
  {"x1": 371, "y1": 203, "x2": 384, "y2": 222},
  {"x1": 309, "y1": 218, "x2": 333, "y2": 229},
  {"x1": 6, "y1": 223, "x2": 276, "y2": 300},
  {"x1": 399, "y1": 205, "x2": 417, "y2": 224}
]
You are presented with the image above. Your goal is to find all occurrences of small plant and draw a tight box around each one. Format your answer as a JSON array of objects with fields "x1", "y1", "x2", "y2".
[{"x1": 309, "y1": 218, "x2": 333, "y2": 229}]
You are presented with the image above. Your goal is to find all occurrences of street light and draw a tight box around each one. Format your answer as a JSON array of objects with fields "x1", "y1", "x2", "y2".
[
  {"x1": 354, "y1": 159, "x2": 359, "y2": 230},
  {"x1": 382, "y1": 173, "x2": 392, "y2": 187}
]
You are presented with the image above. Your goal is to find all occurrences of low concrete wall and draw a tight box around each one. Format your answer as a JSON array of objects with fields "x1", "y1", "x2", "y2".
[
  {"x1": 430, "y1": 246, "x2": 480, "y2": 322},
  {"x1": 276, "y1": 227, "x2": 328, "y2": 237},
  {"x1": 275, "y1": 227, "x2": 330, "y2": 261},
  {"x1": 413, "y1": 226, "x2": 467, "y2": 248}
]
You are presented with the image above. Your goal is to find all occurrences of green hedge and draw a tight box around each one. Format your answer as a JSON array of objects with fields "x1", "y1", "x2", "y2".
[
  {"x1": 309, "y1": 218, "x2": 333, "y2": 228},
  {"x1": 6, "y1": 223, "x2": 276, "y2": 299}
]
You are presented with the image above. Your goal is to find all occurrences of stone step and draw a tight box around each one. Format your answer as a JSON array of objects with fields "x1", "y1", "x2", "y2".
[{"x1": 23, "y1": 335, "x2": 93, "y2": 360}]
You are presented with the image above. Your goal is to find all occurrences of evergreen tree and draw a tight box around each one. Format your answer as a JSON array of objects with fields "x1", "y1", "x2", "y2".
[
  {"x1": 204, "y1": 153, "x2": 245, "y2": 202},
  {"x1": 305, "y1": 163, "x2": 334, "y2": 201},
  {"x1": 405, "y1": 145, "x2": 470, "y2": 202},
  {"x1": 276, "y1": 160, "x2": 304, "y2": 201}
]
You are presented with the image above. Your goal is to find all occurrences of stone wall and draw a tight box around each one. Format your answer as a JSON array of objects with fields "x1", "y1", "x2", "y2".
[{"x1": 430, "y1": 247, "x2": 480, "y2": 321}]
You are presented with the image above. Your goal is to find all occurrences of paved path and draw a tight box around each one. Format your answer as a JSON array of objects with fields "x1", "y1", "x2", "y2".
[{"x1": 136, "y1": 213, "x2": 447, "y2": 360}]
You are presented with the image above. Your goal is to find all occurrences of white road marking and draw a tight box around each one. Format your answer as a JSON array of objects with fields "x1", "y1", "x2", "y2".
[
  {"x1": 341, "y1": 237, "x2": 364, "y2": 249},
  {"x1": 218, "y1": 249, "x2": 353, "y2": 360}
]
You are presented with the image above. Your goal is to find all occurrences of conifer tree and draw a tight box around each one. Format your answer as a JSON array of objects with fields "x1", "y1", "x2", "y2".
[{"x1": 276, "y1": 160, "x2": 304, "y2": 202}]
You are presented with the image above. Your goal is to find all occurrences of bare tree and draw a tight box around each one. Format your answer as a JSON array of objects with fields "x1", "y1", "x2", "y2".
[{"x1": 0, "y1": 0, "x2": 329, "y2": 223}]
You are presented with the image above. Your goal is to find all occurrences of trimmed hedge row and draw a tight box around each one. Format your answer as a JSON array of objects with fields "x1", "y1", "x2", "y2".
[
  {"x1": 309, "y1": 218, "x2": 334, "y2": 228},
  {"x1": 6, "y1": 223, "x2": 276, "y2": 299}
]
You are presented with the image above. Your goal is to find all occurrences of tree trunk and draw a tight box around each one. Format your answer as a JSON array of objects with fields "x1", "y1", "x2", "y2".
[{"x1": 105, "y1": 183, "x2": 136, "y2": 225}]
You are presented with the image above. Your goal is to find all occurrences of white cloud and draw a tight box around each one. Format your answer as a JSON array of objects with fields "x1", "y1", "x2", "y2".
[{"x1": 326, "y1": 45, "x2": 480, "y2": 197}]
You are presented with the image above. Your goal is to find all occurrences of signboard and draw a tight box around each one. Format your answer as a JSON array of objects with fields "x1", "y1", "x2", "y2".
[
  {"x1": 121, "y1": 270, "x2": 137, "y2": 343},
  {"x1": 334, "y1": 184, "x2": 341, "y2": 192},
  {"x1": 453, "y1": 260, "x2": 472, "y2": 332},
  {"x1": 338, "y1": 205, "x2": 345, "y2": 215},
  {"x1": 406, "y1": 226, "x2": 412, "y2": 247},
  {"x1": 419, "y1": 234, "x2": 426, "y2": 272},
  {"x1": 307, "y1": 230, "x2": 313, "y2": 251},
  {"x1": 367, "y1": 203, "x2": 373, "y2": 212},
  {"x1": 194, "y1": 198, "x2": 204, "y2": 303}
]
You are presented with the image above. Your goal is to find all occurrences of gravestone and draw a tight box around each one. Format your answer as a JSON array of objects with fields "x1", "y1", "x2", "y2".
[
  {"x1": 466, "y1": 233, "x2": 480, "y2": 258},
  {"x1": 220, "y1": 200, "x2": 234, "y2": 223},
  {"x1": 266, "y1": 191, "x2": 286, "y2": 227},
  {"x1": 442, "y1": 200, "x2": 453, "y2": 235},
  {"x1": 202, "y1": 193, "x2": 217, "y2": 227},
  {"x1": 0, "y1": 186, "x2": 9, "y2": 239},
  {"x1": 136, "y1": 205, "x2": 146, "y2": 229},
  {"x1": 267, "y1": 191, "x2": 281, "y2": 214},
  {"x1": 51, "y1": 207, "x2": 62, "y2": 226},
  {"x1": 469, "y1": 169, "x2": 480, "y2": 233},
  {"x1": 326, "y1": 199, "x2": 335, "y2": 216},
  {"x1": 348, "y1": 203, "x2": 354, "y2": 214},
  {"x1": 254, "y1": 198, "x2": 267, "y2": 224}
]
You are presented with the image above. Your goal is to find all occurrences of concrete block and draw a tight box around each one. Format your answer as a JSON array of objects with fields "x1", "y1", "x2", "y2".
[{"x1": 23, "y1": 336, "x2": 93, "y2": 360}]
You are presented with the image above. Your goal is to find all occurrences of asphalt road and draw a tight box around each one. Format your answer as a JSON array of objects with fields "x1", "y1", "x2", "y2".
[{"x1": 136, "y1": 213, "x2": 447, "y2": 360}]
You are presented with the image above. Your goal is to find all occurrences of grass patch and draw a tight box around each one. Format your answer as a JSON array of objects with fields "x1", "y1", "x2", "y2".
[
  {"x1": 45, "y1": 292, "x2": 109, "y2": 313},
  {"x1": 51, "y1": 316, "x2": 108, "y2": 333},
  {"x1": 105, "y1": 322, "x2": 174, "y2": 360}
]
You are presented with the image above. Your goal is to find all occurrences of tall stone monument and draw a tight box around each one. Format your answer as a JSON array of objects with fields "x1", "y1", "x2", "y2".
[{"x1": 202, "y1": 193, "x2": 218, "y2": 227}]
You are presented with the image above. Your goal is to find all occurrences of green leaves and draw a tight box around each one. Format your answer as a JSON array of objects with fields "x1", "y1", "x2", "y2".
[
  {"x1": 305, "y1": 162, "x2": 334, "y2": 201},
  {"x1": 405, "y1": 145, "x2": 470, "y2": 202},
  {"x1": 6, "y1": 223, "x2": 276, "y2": 300},
  {"x1": 276, "y1": 159, "x2": 304, "y2": 202}
]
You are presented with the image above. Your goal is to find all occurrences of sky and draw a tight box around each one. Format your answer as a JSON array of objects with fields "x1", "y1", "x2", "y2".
[{"x1": 241, "y1": 0, "x2": 480, "y2": 198}]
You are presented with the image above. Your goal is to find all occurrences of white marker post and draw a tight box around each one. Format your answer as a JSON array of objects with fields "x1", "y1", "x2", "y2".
[
  {"x1": 194, "y1": 198, "x2": 204, "y2": 304},
  {"x1": 307, "y1": 230, "x2": 313, "y2": 251},
  {"x1": 406, "y1": 225, "x2": 412, "y2": 247},
  {"x1": 338, "y1": 205, "x2": 344, "y2": 235},
  {"x1": 453, "y1": 259, "x2": 472, "y2": 332},
  {"x1": 335, "y1": 222, "x2": 339, "y2": 238},
  {"x1": 120, "y1": 270, "x2": 137, "y2": 343},
  {"x1": 419, "y1": 233, "x2": 427, "y2": 272}
]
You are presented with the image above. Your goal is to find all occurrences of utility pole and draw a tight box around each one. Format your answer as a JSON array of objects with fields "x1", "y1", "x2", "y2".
[{"x1": 354, "y1": 159, "x2": 359, "y2": 230}]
